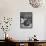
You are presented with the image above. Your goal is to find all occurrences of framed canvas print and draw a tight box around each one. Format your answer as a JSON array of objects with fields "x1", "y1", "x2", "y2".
[{"x1": 20, "y1": 12, "x2": 33, "y2": 28}]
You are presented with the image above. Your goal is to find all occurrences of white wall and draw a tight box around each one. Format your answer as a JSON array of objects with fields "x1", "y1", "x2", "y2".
[{"x1": 0, "y1": 0, "x2": 46, "y2": 40}]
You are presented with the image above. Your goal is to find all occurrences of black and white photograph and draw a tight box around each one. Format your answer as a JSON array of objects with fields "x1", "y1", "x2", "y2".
[{"x1": 20, "y1": 12, "x2": 32, "y2": 28}]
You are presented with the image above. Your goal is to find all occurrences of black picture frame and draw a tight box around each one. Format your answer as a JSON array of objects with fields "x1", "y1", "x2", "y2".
[{"x1": 20, "y1": 12, "x2": 33, "y2": 28}]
